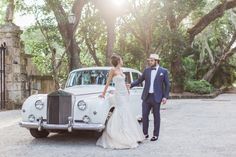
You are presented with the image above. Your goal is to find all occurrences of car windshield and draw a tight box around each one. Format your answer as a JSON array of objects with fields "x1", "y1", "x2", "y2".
[{"x1": 66, "y1": 70, "x2": 110, "y2": 87}]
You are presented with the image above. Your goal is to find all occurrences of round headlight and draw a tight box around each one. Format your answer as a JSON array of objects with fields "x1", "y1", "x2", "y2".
[
  {"x1": 77, "y1": 100, "x2": 87, "y2": 111},
  {"x1": 28, "y1": 114, "x2": 36, "y2": 122},
  {"x1": 35, "y1": 100, "x2": 44, "y2": 110}
]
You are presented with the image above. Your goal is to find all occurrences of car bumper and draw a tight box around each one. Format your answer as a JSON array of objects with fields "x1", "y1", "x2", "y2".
[{"x1": 19, "y1": 121, "x2": 105, "y2": 132}]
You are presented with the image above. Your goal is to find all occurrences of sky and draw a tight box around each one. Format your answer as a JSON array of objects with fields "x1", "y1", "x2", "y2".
[
  {"x1": 14, "y1": 0, "x2": 45, "y2": 29},
  {"x1": 14, "y1": 0, "x2": 125, "y2": 29},
  {"x1": 15, "y1": 13, "x2": 35, "y2": 29}
]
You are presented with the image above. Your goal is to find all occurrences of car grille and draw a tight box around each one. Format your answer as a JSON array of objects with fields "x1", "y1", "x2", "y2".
[{"x1": 47, "y1": 90, "x2": 72, "y2": 124}]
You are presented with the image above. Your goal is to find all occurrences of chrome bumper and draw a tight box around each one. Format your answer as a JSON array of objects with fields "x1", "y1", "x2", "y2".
[{"x1": 19, "y1": 121, "x2": 105, "y2": 132}]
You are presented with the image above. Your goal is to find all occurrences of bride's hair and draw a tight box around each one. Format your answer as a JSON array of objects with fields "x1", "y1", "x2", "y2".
[{"x1": 110, "y1": 54, "x2": 121, "y2": 67}]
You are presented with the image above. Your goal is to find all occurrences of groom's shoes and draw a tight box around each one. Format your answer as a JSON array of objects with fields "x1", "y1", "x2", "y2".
[
  {"x1": 150, "y1": 136, "x2": 158, "y2": 141},
  {"x1": 144, "y1": 134, "x2": 149, "y2": 139}
]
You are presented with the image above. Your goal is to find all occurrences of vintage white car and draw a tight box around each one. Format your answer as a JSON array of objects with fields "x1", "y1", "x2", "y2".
[{"x1": 19, "y1": 67, "x2": 144, "y2": 138}]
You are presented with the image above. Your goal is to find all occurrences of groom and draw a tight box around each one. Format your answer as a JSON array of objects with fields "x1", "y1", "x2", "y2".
[{"x1": 130, "y1": 54, "x2": 170, "y2": 141}]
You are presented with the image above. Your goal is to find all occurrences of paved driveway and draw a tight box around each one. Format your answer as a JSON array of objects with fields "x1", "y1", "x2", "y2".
[{"x1": 0, "y1": 94, "x2": 236, "y2": 157}]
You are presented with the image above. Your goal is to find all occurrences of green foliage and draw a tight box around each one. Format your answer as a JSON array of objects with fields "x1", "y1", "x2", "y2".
[
  {"x1": 193, "y1": 9, "x2": 236, "y2": 87},
  {"x1": 10, "y1": 0, "x2": 236, "y2": 91},
  {"x1": 22, "y1": 24, "x2": 66, "y2": 70},
  {"x1": 183, "y1": 57, "x2": 196, "y2": 80},
  {"x1": 78, "y1": 2, "x2": 107, "y2": 66},
  {"x1": 0, "y1": 0, "x2": 7, "y2": 25},
  {"x1": 185, "y1": 80, "x2": 214, "y2": 94},
  {"x1": 115, "y1": 27, "x2": 146, "y2": 71},
  {"x1": 17, "y1": 0, "x2": 68, "y2": 84}
]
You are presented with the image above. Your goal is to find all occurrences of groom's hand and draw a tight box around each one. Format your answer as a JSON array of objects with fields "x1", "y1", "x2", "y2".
[
  {"x1": 126, "y1": 84, "x2": 131, "y2": 89},
  {"x1": 162, "y1": 98, "x2": 167, "y2": 104}
]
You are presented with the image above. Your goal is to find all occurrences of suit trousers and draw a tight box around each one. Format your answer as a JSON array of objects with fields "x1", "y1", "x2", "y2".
[{"x1": 142, "y1": 93, "x2": 161, "y2": 137}]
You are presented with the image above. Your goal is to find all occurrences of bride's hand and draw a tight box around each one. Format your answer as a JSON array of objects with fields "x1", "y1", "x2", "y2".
[{"x1": 99, "y1": 93, "x2": 105, "y2": 98}]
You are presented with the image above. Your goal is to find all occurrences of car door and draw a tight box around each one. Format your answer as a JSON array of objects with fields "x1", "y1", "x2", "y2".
[{"x1": 128, "y1": 72, "x2": 144, "y2": 120}]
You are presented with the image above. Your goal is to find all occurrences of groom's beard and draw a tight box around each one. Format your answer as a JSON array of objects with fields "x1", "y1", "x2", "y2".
[{"x1": 150, "y1": 62, "x2": 157, "y2": 67}]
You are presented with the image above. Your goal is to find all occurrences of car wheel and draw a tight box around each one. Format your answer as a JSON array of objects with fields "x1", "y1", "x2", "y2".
[
  {"x1": 105, "y1": 107, "x2": 115, "y2": 126},
  {"x1": 29, "y1": 129, "x2": 49, "y2": 138},
  {"x1": 105, "y1": 111, "x2": 113, "y2": 126}
]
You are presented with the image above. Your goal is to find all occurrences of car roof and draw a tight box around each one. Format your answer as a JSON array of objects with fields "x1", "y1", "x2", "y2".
[{"x1": 70, "y1": 66, "x2": 141, "y2": 74}]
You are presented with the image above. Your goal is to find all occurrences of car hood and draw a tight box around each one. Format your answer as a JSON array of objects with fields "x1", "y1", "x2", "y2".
[{"x1": 63, "y1": 85, "x2": 115, "y2": 96}]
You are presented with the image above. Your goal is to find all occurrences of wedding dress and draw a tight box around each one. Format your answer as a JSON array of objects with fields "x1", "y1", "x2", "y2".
[{"x1": 96, "y1": 74, "x2": 144, "y2": 149}]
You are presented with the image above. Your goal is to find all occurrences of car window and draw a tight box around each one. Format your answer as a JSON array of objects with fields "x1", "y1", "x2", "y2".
[
  {"x1": 124, "y1": 72, "x2": 131, "y2": 84},
  {"x1": 132, "y1": 72, "x2": 143, "y2": 87},
  {"x1": 66, "y1": 70, "x2": 113, "y2": 87}
]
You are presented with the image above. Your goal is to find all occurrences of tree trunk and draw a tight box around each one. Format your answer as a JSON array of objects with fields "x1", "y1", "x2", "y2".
[
  {"x1": 165, "y1": 0, "x2": 185, "y2": 93},
  {"x1": 170, "y1": 55, "x2": 185, "y2": 93},
  {"x1": 170, "y1": 53, "x2": 185, "y2": 93},
  {"x1": 84, "y1": 37, "x2": 102, "y2": 66},
  {"x1": 87, "y1": 48, "x2": 102, "y2": 66},
  {"x1": 203, "y1": 32, "x2": 236, "y2": 82},
  {"x1": 202, "y1": 66, "x2": 218, "y2": 82},
  {"x1": 51, "y1": 48, "x2": 60, "y2": 90},
  {"x1": 67, "y1": 24, "x2": 80, "y2": 71},
  {"x1": 45, "y1": 0, "x2": 85, "y2": 71},
  {"x1": 105, "y1": 18, "x2": 116, "y2": 66},
  {"x1": 203, "y1": 47, "x2": 236, "y2": 82}
]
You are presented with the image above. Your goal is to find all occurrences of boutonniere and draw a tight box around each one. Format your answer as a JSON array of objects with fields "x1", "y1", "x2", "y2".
[{"x1": 160, "y1": 73, "x2": 164, "y2": 76}]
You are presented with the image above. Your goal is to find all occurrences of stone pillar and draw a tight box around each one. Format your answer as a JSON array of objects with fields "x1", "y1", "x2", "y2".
[{"x1": 0, "y1": 23, "x2": 27, "y2": 109}]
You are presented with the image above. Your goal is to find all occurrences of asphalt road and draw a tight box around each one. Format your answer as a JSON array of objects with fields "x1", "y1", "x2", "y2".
[{"x1": 0, "y1": 94, "x2": 236, "y2": 157}]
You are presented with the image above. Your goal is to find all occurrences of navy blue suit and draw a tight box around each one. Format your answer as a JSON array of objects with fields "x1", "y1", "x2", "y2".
[{"x1": 131, "y1": 66, "x2": 170, "y2": 137}]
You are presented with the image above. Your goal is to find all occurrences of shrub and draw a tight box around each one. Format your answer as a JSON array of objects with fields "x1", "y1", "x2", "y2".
[{"x1": 185, "y1": 80, "x2": 214, "y2": 94}]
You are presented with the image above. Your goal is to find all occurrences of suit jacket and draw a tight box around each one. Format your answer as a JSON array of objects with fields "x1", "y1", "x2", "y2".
[{"x1": 131, "y1": 66, "x2": 170, "y2": 103}]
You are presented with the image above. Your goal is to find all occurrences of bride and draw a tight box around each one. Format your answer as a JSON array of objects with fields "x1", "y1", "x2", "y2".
[{"x1": 96, "y1": 54, "x2": 144, "y2": 149}]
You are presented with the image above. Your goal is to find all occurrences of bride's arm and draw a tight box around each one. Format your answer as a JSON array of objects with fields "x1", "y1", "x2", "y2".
[{"x1": 100, "y1": 69, "x2": 115, "y2": 98}]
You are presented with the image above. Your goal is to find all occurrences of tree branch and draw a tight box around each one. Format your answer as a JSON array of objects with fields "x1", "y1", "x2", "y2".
[
  {"x1": 224, "y1": 31, "x2": 236, "y2": 53},
  {"x1": 72, "y1": 0, "x2": 87, "y2": 32},
  {"x1": 202, "y1": 30, "x2": 236, "y2": 81},
  {"x1": 188, "y1": 0, "x2": 236, "y2": 43},
  {"x1": 44, "y1": 0, "x2": 68, "y2": 41},
  {"x1": 164, "y1": 0, "x2": 177, "y2": 31},
  {"x1": 121, "y1": 17, "x2": 146, "y2": 46},
  {"x1": 84, "y1": 36, "x2": 102, "y2": 66},
  {"x1": 176, "y1": 12, "x2": 189, "y2": 26}
]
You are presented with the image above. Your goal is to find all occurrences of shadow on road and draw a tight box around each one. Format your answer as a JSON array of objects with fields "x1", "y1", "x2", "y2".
[{"x1": 30, "y1": 131, "x2": 102, "y2": 146}]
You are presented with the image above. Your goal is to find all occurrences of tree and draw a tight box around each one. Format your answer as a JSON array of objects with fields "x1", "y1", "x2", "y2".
[
  {"x1": 13, "y1": 0, "x2": 236, "y2": 92},
  {"x1": 93, "y1": 0, "x2": 128, "y2": 65},
  {"x1": 44, "y1": 0, "x2": 88, "y2": 71},
  {"x1": 120, "y1": 0, "x2": 159, "y2": 68},
  {"x1": 79, "y1": 2, "x2": 106, "y2": 66},
  {"x1": 188, "y1": 1, "x2": 236, "y2": 84},
  {"x1": 188, "y1": 0, "x2": 236, "y2": 43},
  {"x1": 115, "y1": 0, "x2": 206, "y2": 92},
  {"x1": 16, "y1": 0, "x2": 68, "y2": 89}
]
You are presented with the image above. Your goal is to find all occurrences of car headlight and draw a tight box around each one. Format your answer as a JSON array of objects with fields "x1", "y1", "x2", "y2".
[
  {"x1": 28, "y1": 114, "x2": 36, "y2": 122},
  {"x1": 77, "y1": 100, "x2": 87, "y2": 111},
  {"x1": 35, "y1": 100, "x2": 44, "y2": 110}
]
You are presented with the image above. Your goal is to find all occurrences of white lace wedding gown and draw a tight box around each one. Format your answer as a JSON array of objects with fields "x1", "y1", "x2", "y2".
[{"x1": 96, "y1": 74, "x2": 144, "y2": 149}]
